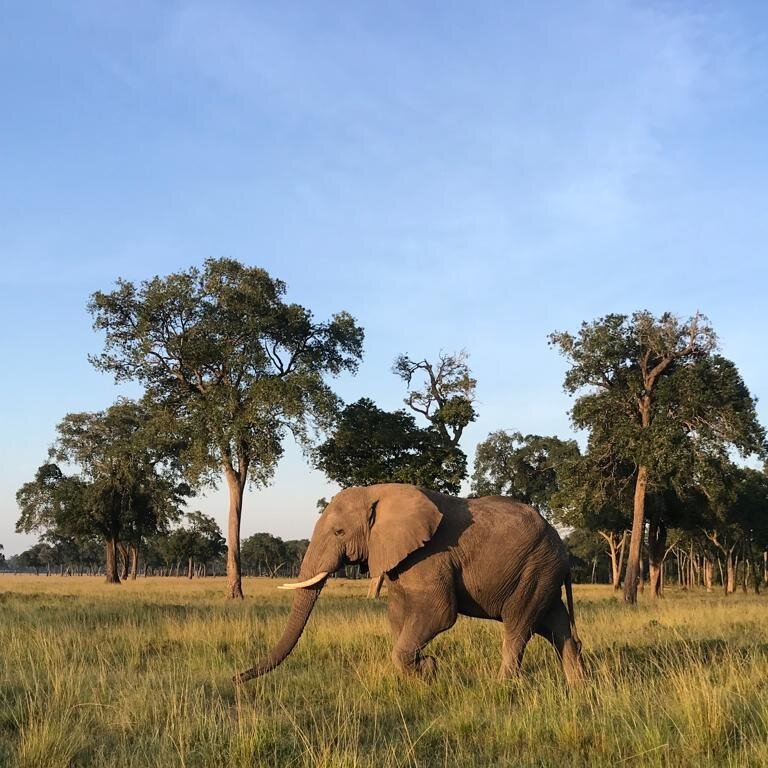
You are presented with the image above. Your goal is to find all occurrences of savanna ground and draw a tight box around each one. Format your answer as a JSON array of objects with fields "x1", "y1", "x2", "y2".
[{"x1": 1, "y1": 576, "x2": 767, "y2": 768}]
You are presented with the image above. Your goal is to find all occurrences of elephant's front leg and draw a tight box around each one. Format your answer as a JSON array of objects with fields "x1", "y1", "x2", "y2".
[{"x1": 387, "y1": 582, "x2": 456, "y2": 678}]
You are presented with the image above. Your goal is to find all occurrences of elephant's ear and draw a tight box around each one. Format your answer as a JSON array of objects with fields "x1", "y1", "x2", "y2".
[{"x1": 367, "y1": 485, "x2": 443, "y2": 577}]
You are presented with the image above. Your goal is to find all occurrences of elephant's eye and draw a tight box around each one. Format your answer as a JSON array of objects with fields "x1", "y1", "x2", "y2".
[{"x1": 334, "y1": 528, "x2": 345, "y2": 537}]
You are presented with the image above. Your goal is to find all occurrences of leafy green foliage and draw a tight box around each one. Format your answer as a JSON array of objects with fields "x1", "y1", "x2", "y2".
[
  {"x1": 88, "y1": 258, "x2": 365, "y2": 490},
  {"x1": 241, "y1": 532, "x2": 290, "y2": 576},
  {"x1": 471, "y1": 431, "x2": 580, "y2": 515},
  {"x1": 550, "y1": 312, "x2": 765, "y2": 493},
  {"x1": 239, "y1": 533, "x2": 308, "y2": 576},
  {"x1": 702, "y1": 465, "x2": 768, "y2": 550},
  {"x1": 563, "y1": 528, "x2": 609, "y2": 583},
  {"x1": 315, "y1": 398, "x2": 466, "y2": 493},
  {"x1": 550, "y1": 311, "x2": 766, "y2": 601},
  {"x1": 88, "y1": 259, "x2": 364, "y2": 595},
  {"x1": 152, "y1": 511, "x2": 226, "y2": 569},
  {"x1": 16, "y1": 400, "x2": 188, "y2": 552}
]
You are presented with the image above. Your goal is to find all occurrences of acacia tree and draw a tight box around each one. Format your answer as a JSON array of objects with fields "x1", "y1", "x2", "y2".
[
  {"x1": 564, "y1": 528, "x2": 609, "y2": 583},
  {"x1": 16, "y1": 401, "x2": 187, "y2": 583},
  {"x1": 392, "y1": 350, "x2": 477, "y2": 492},
  {"x1": 471, "y1": 431, "x2": 580, "y2": 514},
  {"x1": 17, "y1": 544, "x2": 46, "y2": 575},
  {"x1": 16, "y1": 466, "x2": 96, "y2": 574},
  {"x1": 88, "y1": 259, "x2": 363, "y2": 598},
  {"x1": 702, "y1": 465, "x2": 768, "y2": 595},
  {"x1": 165, "y1": 511, "x2": 226, "y2": 578},
  {"x1": 241, "y1": 532, "x2": 287, "y2": 577},
  {"x1": 315, "y1": 397, "x2": 466, "y2": 493},
  {"x1": 550, "y1": 312, "x2": 765, "y2": 604},
  {"x1": 393, "y1": 350, "x2": 477, "y2": 447},
  {"x1": 551, "y1": 444, "x2": 635, "y2": 590}
]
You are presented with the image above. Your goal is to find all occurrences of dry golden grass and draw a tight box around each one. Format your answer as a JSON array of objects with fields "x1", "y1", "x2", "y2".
[{"x1": 2, "y1": 575, "x2": 768, "y2": 767}]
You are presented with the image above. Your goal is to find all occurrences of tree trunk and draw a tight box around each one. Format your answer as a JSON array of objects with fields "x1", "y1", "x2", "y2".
[
  {"x1": 623, "y1": 465, "x2": 648, "y2": 604},
  {"x1": 647, "y1": 517, "x2": 666, "y2": 599},
  {"x1": 608, "y1": 545, "x2": 618, "y2": 588},
  {"x1": 742, "y1": 548, "x2": 749, "y2": 595},
  {"x1": 726, "y1": 550, "x2": 735, "y2": 595},
  {"x1": 689, "y1": 544, "x2": 697, "y2": 590},
  {"x1": 616, "y1": 531, "x2": 627, "y2": 590},
  {"x1": 704, "y1": 556, "x2": 714, "y2": 592},
  {"x1": 188, "y1": 556, "x2": 194, "y2": 579},
  {"x1": 130, "y1": 544, "x2": 139, "y2": 580},
  {"x1": 105, "y1": 539, "x2": 121, "y2": 584},
  {"x1": 225, "y1": 467, "x2": 247, "y2": 599},
  {"x1": 117, "y1": 542, "x2": 129, "y2": 581},
  {"x1": 600, "y1": 530, "x2": 627, "y2": 590}
]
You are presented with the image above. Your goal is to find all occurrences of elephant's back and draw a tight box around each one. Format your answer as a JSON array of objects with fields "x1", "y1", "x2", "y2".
[
  {"x1": 449, "y1": 495, "x2": 569, "y2": 618},
  {"x1": 421, "y1": 490, "x2": 567, "y2": 566},
  {"x1": 465, "y1": 495, "x2": 552, "y2": 543}
]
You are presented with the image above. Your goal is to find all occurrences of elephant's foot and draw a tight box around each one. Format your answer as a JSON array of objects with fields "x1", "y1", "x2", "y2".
[
  {"x1": 562, "y1": 639, "x2": 585, "y2": 686},
  {"x1": 391, "y1": 648, "x2": 437, "y2": 678},
  {"x1": 416, "y1": 655, "x2": 437, "y2": 678}
]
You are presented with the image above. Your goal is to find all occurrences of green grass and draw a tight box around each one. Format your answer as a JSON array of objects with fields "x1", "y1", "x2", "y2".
[{"x1": 2, "y1": 576, "x2": 768, "y2": 767}]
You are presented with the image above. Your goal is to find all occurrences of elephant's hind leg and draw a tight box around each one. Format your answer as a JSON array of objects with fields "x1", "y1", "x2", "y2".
[
  {"x1": 536, "y1": 599, "x2": 584, "y2": 685},
  {"x1": 498, "y1": 589, "x2": 543, "y2": 679},
  {"x1": 499, "y1": 627, "x2": 531, "y2": 680}
]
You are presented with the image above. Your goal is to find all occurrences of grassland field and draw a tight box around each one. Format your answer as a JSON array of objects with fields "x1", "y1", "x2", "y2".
[{"x1": 1, "y1": 575, "x2": 768, "y2": 767}]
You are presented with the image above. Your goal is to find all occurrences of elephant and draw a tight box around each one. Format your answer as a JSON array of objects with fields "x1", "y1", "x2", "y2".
[{"x1": 235, "y1": 483, "x2": 584, "y2": 684}]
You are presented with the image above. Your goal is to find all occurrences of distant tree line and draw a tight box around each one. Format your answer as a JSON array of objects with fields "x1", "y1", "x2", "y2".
[{"x1": 4, "y1": 519, "x2": 313, "y2": 581}]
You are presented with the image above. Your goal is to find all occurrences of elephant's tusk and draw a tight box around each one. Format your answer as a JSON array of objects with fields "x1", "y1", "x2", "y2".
[
  {"x1": 278, "y1": 571, "x2": 329, "y2": 590},
  {"x1": 367, "y1": 574, "x2": 384, "y2": 599}
]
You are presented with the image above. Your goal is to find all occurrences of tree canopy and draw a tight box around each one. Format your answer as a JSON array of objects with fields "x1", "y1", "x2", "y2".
[
  {"x1": 315, "y1": 397, "x2": 466, "y2": 493},
  {"x1": 393, "y1": 350, "x2": 477, "y2": 448},
  {"x1": 471, "y1": 431, "x2": 580, "y2": 515}
]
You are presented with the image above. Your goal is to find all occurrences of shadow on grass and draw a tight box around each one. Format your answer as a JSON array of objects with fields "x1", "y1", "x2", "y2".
[{"x1": 586, "y1": 636, "x2": 768, "y2": 679}]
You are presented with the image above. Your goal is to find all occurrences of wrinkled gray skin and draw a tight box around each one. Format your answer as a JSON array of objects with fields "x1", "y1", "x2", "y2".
[{"x1": 236, "y1": 483, "x2": 584, "y2": 684}]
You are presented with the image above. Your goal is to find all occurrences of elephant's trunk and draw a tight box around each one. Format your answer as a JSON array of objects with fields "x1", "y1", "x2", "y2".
[{"x1": 234, "y1": 580, "x2": 325, "y2": 684}]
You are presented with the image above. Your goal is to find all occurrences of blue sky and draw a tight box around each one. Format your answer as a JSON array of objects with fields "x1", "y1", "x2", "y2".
[{"x1": 1, "y1": 1, "x2": 767, "y2": 554}]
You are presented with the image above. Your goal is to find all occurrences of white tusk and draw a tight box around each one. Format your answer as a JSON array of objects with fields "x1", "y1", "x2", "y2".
[
  {"x1": 367, "y1": 574, "x2": 384, "y2": 599},
  {"x1": 277, "y1": 571, "x2": 329, "y2": 590}
]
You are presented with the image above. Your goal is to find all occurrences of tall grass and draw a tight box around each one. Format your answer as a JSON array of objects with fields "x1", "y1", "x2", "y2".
[{"x1": 1, "y1": 576, "x2": 767, "y2": 767}]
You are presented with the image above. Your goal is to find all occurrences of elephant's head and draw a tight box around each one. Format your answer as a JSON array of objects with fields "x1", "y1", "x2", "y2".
[{"x1": 235, "y1": 483, "x2": 442, "y2": 683}]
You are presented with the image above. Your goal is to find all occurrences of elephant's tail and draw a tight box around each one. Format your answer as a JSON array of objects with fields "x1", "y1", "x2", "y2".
[{"x1": 564, "y1": 574, "x2": 582, "y2": 651}]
